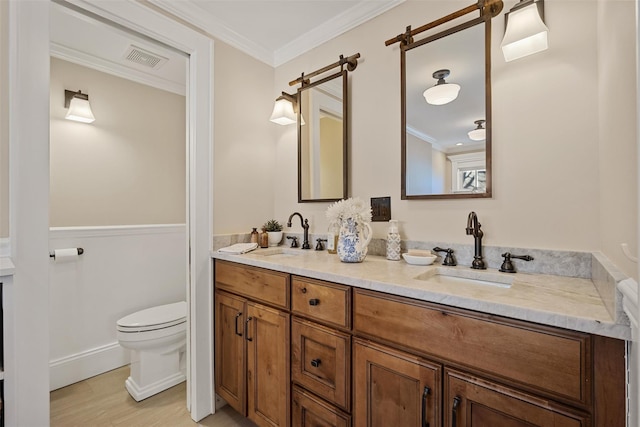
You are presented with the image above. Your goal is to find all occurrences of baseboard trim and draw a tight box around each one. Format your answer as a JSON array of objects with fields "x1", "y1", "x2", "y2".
[{"x1": 50, "y1": 341, "x2": 129, "y2": 391}]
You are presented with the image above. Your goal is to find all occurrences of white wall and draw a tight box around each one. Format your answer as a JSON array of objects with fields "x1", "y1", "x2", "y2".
[
  {"x1": 597, "y1": 0, "x2": 638, "y2": 280},
  {"x1": 50, "y1": 58, "x2": 186, "y2": 227},
  {"x1": 272, "y1": 0, "x2": 638, "y2": 279},
  {"x1": 0, "y1": 0, "x2": 8, "y2": 238},
  {"x1": 48, "y1": 225, "x2": 186, "y2": 390},
  {"x1": 212, "y1": 41, "x2": 276, "y2": 234}
]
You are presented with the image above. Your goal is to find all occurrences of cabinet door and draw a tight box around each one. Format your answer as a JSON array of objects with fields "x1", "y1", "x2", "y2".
[
  {"x1": 445, "y1": 369, "x2": 590, "y2": 427},
  {"x1": 353, "y1": 339, "x2": 441, "y2": 427},
  {"x1": 246, "y1": 302, "x2": 290, "y2": 427},
  {"x1": 215, "y1": 291, "x2": 246, "y2": 415}
]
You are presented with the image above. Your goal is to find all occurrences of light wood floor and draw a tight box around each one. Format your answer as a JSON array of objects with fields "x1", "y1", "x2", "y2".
[{"x1": 50, "y1": 366, "x2": 257, "y2": 427}]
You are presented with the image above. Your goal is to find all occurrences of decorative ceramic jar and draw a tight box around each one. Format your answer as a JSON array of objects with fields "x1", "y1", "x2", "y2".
[
  {"x1": 337, "y1": 218, "x2": 372, "y2": 262},
  {"x1": 326, "y1": 197, "x2": 373, "y2": 263}
]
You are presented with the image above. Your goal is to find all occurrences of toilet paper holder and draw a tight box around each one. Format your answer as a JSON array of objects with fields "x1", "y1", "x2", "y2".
[{"x1": 49, "y1": 247, "x2": 84, "y2": 258}]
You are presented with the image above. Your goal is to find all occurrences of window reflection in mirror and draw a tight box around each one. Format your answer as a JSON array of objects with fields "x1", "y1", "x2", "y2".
[
  {"x1": 298, "y1": 70, "x2": 347, "y2": 202},
  {"x1": 402, "y1": 19, "x2": 491, "y2": 199}
]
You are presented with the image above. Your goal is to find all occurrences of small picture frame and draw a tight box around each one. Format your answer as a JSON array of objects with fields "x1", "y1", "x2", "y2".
[{"x1": 371, "y1": 197, "x2": 391, "y2": 222}]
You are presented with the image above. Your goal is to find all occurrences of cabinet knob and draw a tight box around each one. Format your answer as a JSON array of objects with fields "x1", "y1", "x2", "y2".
[
  {"x1": 310, "y1": 358, "x2": 321, "y2": 368},
  {"x1": 309, "y1": 298, "x2": 320, "y2": 306},
  {"x1": 301, "y1": 287, "x2": 307, "y2": 294}
]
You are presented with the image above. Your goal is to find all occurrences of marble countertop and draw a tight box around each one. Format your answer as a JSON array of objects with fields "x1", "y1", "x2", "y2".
[
  {"x1": 212, "y1": 248, "x2": 631, "y2": 340},
  {"x1": 0, "y1": 257, "x2": 15, "y2": 277}
]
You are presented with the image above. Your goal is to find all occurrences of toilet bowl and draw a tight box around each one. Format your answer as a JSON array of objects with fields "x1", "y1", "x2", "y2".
[{"x1": 117, "y1": 301, "x2": 187, "y2": 401}]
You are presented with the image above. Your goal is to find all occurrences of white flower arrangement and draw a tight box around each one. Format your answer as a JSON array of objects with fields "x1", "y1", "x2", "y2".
[{"x1": 325, "y1": 197, "x2": 372, "y2": 230}]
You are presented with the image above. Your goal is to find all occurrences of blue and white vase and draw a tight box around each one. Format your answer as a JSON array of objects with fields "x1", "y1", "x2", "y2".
[{"x1": 337, "y1": 218, "x2": 372, "y2": 263}]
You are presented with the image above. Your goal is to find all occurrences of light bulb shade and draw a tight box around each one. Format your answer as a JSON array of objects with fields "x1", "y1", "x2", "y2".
[
  {"x1": 501, "y1": 1, "x2": 549, "y2": 62},
  {"x1": 423, "y1": 82, "x2": 461, "y2": 105},
  {"x1": 65, "y1": 96, "x2": 95, "y2": 123},
  {"x1": 468, "y1": 128, "x2": 486, "y2": 141},
  {"x1": 468, "y1": 120, "x2": 486, "y2": 141},
  {"x1": 269, "y1": 98, "x2": 297, "y2": 125}
]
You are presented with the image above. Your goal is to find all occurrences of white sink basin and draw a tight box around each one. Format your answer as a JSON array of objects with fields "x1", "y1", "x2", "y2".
[
  {"x1": 255, "y1": 247, "x2": 306, "y2": 257},
  {"x1": 415, "y1": 267, "x2": 514, "y2": 289}
]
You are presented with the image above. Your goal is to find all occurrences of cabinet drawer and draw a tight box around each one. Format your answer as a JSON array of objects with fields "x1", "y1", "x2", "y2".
[
  {"x1": 292, "y1": 385, "x2": 351, "y2": 427},
  {"x1": 215, "y1": 260, "x2": 289, "y2": 309},
  {"x1": 292, "y1": 277, "x2": 350, "y2": 329},
  {"x1": 353, "y1": 289, "x2": 591, "y2": 406},
  {"x1": 292, "y1": 318, "x2": 351, "y2": 410}
]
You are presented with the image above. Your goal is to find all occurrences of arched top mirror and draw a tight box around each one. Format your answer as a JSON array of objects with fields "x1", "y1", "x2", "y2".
[{"x1": 392, "y1": 1, "x2": 502, "y2": 199}]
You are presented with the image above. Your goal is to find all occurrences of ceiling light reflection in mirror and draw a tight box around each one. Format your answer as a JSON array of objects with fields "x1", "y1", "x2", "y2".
[{"x1": 404, "y1": 22, "x2": 487, "y2": 197}]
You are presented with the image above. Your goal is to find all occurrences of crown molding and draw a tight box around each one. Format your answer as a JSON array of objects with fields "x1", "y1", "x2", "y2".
[
  {"x1": 50, "y1": 42, "x2": 186, "y2": 95},
  {"x1": 149, "y1": 0, "x2": 405, "y2": 68},
  {"x1": 148, "y1": 0, "x2": 274, "y2": 65},
  {"x1": 274, "y1": 0, "x2": 405, "y2": 67}
]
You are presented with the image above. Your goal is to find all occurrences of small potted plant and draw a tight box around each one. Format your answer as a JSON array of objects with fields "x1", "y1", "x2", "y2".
[{"x1": 263, "y1": 219, "x2": 284, "y2": 247}]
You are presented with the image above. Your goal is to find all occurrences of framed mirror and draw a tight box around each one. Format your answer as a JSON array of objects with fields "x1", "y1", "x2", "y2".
[
  {"x1": 298, "y1": 70, "x2": 348, "y2": 202},
  {"x1": 401, "y1": 14, "x2": 492, "y2": 199}
]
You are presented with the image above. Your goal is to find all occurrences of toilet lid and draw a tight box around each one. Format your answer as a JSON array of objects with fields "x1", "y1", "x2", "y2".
[{"x1": 117, "y1": 301, "x2": 186, "y2": 332}]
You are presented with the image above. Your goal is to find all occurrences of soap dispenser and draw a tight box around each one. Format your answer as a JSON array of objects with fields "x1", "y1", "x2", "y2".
[{"x1": 386, "y1": 220, "x2": 401, "y2": 261}]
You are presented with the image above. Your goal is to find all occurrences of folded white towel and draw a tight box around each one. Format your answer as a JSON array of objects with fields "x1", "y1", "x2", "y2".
[{"x1": 218, "y1": 243, "x2": 258, "y2": 254}]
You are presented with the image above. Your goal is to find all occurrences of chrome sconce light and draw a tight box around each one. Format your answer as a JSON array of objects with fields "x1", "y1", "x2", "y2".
[
  {"x1": 468, "y1": 120, "x2": 486, "y2": 141},
  {"x1": 64, "y1": 90, "x2": 95, "y2": 124},
  {"x1": 423, "y1": 69, "x2": 461, "y2": 106},
  {"x1": 269, "y1": 91, "x2": 304, "y2": 126},
  {"x1": 501, "y1": 0, "x2": 549, "y2": 62}
]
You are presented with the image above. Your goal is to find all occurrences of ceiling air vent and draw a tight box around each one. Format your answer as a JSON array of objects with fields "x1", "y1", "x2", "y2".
[{"x1": 123, "y1": 45, "x2": 168, "y2": 70}]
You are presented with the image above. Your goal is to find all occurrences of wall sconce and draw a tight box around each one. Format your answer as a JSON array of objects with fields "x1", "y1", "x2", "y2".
[
  {"x1": 468, "y1": 120, "x2": 486, "y2": 141},
  {"x1": 501, "y1": 0, "x2": 548, "y2": 62},
  {"x1": 423, "y1": 69, "x2": 460, "y2": 106},
  {"x1": 64, "y1": 90, "x2": 95, "y2": 123},
  {"x1": 269, "y1": 92, "x2": 305, "y2": 125}
]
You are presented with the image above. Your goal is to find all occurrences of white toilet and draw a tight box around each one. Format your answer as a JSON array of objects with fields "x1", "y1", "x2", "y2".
[{"x1": 117, "y1": 301, "x2": 187, "y2": 401}]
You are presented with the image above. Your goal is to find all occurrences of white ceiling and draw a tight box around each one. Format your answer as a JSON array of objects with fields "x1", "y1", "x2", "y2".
[
  {"x1": 149, "y1": 0, "x2": 405, "y2": 67},
  {"x1": 50, "y1": 0, "x2": 404, "y2": 95}
]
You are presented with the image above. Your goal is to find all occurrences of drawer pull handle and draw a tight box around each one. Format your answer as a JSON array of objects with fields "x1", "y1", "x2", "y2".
[
  {"x1": 234, "y1": 312, "x2": 243, "y2": 337},
  {"x1": 422, "y1": 386, "x2": 430, "y2": 427},
  {"x1": 245, "y1": 317, "x2": 253, "y2": 342},
  {"x1": 309, "y1": 298, "x2": 320, "y2": 306},
  {"x1": 310, "y1": 359, "x2": 321, "y2": 368},
  {"x1": 452, "y1": 396, "x2": 461, "y2": 427}
]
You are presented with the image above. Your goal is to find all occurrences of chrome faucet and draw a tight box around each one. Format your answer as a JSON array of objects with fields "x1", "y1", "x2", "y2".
[
  {"x1": 287, "y1": 212, "x2": 310, "y2": 249},
  {"x1": 466, "y1": 211, "x2": 486, "y2": 269}
]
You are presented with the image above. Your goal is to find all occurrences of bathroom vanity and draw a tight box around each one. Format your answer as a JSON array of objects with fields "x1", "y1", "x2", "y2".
[{"x1": 212, "y1": 250, "x2": 628, "y2": 427}]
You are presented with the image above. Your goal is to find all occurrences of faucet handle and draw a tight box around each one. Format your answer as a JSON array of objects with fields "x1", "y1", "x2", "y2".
[
  {"x1": 287, "y1": 236, "x2": 299, "y2": 248},
  {"x1": 315, "y1": 238, "x2": 327, "y2": 251},
  {"x1": 432, "y1": 247, "x2": 457, "y2": 266},
  {"x1": 499, "y1": 252, "x2": 534, "y2": 273}
]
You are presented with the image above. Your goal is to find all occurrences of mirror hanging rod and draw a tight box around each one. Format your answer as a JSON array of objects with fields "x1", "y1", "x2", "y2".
[
  {"x1": 384, "y1": 0, "x2": 503, "y2": 46},
  {"x1": 288, "y1": 53, "x2": 361, "y2": 87}
]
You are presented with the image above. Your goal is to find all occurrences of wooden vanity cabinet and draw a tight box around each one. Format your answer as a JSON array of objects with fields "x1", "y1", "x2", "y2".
[
  {"x1": 214, "y1": 260, "x2": 291, "y2": 427},
  {"x1": 214, "y1": 260, "x2": 624, "y2": 427}
]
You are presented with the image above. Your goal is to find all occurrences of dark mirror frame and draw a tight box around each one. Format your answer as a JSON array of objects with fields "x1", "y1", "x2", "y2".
[
  {"x1": 297, "y1": 69, "x2": 349, "y2": 203},
  {"x1": 401, "y1": 13, "x2": 492, "y2": 200}
]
